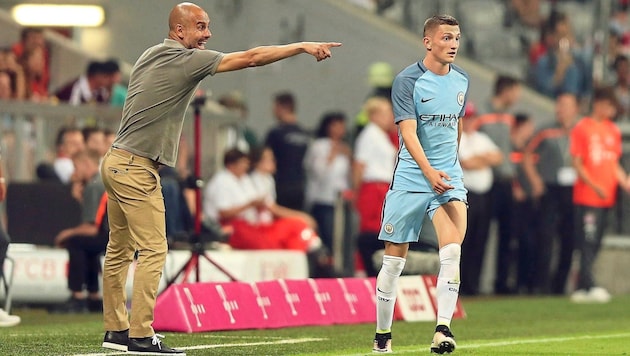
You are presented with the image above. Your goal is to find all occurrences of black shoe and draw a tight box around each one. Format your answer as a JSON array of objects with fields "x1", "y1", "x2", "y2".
[
  {"x1": 102, "y1": 329, "x2": 129, "y2": 352},
  {"x1": 87, "y1": 298, "x2": 103, "y2": 313},
  {"x1": 372, "y1": 332, "x2": 392, "y2": 353},
  {"x1": 47, "y1": 297, "x2": 88, "y2": 314},
  {"x1": 128, "y1": 334, "x2": 185, "y2": 355}
]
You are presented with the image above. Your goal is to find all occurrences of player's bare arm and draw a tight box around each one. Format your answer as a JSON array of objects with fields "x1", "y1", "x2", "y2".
[
  {"x1": 217, "y1": 42, "x2": 342, "y2": 73},
  {"x1": 398, "y1": 119, "x2": 454, "y2": 194}
]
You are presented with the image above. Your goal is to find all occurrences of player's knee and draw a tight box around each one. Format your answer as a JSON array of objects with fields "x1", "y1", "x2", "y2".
[
  {"x1": 439, "y1": 243, "x2": 461, "y2": 263},
  {"x1": 377, "y1": 255, "x2": 406, "y2": 294}
]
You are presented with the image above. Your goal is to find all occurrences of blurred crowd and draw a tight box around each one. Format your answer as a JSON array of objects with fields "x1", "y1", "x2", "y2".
[
  {"x1": 349, "y1": 0, "x2": 630, "y2": 121},
  {"x1": 1, "y1": 28, "x2": 126, "y2": 106}
]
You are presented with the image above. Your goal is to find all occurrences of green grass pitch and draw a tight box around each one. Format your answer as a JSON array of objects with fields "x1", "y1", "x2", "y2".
[{"x1": 1, "y1": 294, "x2": 629, "y2": 355}]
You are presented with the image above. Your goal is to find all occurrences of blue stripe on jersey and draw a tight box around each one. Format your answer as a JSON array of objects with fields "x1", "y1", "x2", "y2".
[{"x1": 391, "y1": 62, "x2": 469, "y2": 192}]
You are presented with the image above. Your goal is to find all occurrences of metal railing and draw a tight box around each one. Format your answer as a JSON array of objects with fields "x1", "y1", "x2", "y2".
[{"x1": 0, "y1": 100, "x2": 244, "y2": 183}]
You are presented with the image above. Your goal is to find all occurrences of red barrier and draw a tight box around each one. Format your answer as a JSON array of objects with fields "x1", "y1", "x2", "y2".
[{"x1": 153, "y1": 276, "x2": 465, "y2": 333}]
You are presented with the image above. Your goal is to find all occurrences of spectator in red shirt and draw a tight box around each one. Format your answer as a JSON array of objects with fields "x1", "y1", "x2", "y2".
[
  {"x1": 569, "y1": 86, "x2": 630, "y2": 303},
  {"x1": 12, "y1": 28, "x2": 49, "y2": 100}
]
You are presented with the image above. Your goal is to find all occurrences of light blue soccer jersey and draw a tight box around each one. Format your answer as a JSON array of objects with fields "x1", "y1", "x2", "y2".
[{"x1": 391, "y1": 61, "x2": 469, "y2": 192}]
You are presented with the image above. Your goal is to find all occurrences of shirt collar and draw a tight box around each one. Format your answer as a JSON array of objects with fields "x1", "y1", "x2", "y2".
[{"x1": 163, "y1": 39, "x2": 186, "y2": 48}]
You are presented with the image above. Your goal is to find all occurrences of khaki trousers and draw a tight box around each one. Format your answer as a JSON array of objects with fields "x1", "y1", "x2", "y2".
[{"x1": 101, "y1": 148, "x2": 167, "y2": 338}]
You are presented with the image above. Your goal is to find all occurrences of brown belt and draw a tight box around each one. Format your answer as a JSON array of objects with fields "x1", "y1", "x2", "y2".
[{"x1": 109, "y1": 147, "x2": 159, "y2": 168}]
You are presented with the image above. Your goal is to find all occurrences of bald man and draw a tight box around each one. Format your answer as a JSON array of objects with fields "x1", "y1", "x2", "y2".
[{"x1": 100, "y1": 3, "x2": 341, "y2": 354}]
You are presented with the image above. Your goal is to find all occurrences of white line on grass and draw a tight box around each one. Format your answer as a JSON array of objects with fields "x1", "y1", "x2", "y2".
[
  {"x1": 71, "y1": 337, "x2": 325, "y2": 356},
  {"x1": 342, "y1": 332, "x2": 630, "y2": 355},
  {"x1": 459, "y1": 332, "x2": 630, "y2": 349}
]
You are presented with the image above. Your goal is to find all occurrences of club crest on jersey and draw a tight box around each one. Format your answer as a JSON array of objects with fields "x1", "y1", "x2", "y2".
[
  {"x1": 384, "y1": 223, "x2": 394, "y2": 234},
  {"x1": 457, "y1": 92, "x2": 465, "y2": 106}
]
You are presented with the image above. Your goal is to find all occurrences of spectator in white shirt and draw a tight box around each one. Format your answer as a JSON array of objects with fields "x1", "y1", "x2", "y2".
[
  {"x1": 304, "y1": 111, "x2": 351, "y2": 249},
  {"x1": 353, "y1": 97, "x2": 397, "y2": 276},
  {"x1": 204, "y1": 148, "x2": 333, "y2": 277}
]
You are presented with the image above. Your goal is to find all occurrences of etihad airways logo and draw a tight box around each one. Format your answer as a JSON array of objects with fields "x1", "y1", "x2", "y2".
[{"x1": 419, "y1": 113, "x2": 459, "y2": 127}]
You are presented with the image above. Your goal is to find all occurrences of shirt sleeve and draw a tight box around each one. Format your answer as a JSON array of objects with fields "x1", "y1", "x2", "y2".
[
  {"x1": 354, "y1": 131, "x2": 370, "y2": 164},
  {"x1": 569, "y1": 123, "x2": 586, "y2": 158},
  {"x1": 391, "y1": 75, "x2": 416, "y2": 124},
  {"x1": 185, "y1": 49, "x2": 225, "y2": 80}
]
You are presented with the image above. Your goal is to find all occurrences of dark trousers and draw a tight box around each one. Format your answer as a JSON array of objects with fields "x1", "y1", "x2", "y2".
[
  {"x1": 535, "y1": 185, "x2": 574, "y2": 294},
  {"x1": 0, "y1": 221, "x2": 9, "y2": 281},
  {"x1": 310, "y1": 203, "x2": 335, "y2": 250},
  {"x1": 461, "y1": 190, "x2": 492, "y2": 295},
  {"x1": 276, "y1": 182, "x2": 305, "y2": 211},
  {"x1": 491, "y1": 180, "x2": 515, "y2": 293},
  {"x1": 66, "y1": 234, "x2": 108, "y2": 293},
  {"x1": 356, "y1": 232, "x2": 382, "y2": 277},
  {"x1": 513, "y1": 198, "x2": 538, "y2": 293},
  {"x1": 574, "y1": 205, "x2": 608, "y2": 291}
]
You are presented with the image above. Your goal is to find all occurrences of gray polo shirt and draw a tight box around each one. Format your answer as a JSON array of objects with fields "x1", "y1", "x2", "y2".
[
  {"x1": 113, "y1": 39, "x2": 224, "y2": 167},
  {"x1": 476, "y1": 101, "x2": 515, "y2": 180},
  {"x1": 526, "y1": 122, "x2": 573, "y2": 185}
]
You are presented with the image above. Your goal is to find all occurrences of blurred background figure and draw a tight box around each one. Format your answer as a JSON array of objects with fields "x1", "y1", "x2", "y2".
[
  {"x1": 570, "y1": 87, "x2": 629, "y2": 304},
  {"x1": 523, "y1": 93, "x2": 580, "y2": 295},
  {"x1": 36, "y1": 126, "x2": 85, "y2": 184},
  {"x1": 0, "y1": 152, "x2": 20, "y2": 327},
  {"x1": 458, "y1": 102, "x2": 503, "y2": 296},
  {"x1": 0, "y1": 48, "x2": 25, "y2": 100},
  {"x1": 17, "y1": 45, "x2": 48, "y2": 101},
  {"x1": 11, "y1": 27, "x2": 49, "y2": 101},
  {"x1": 475, "y1": 74, "x2": 521, "y2": 294},
  {"x1": 102, "y1": 58, "x2": 127, "y2": 107},
  {"x1": 354, "y1": 61, "x2": 394, "y2": 138},
  {"x1": 82, "y1": 127, "x2": 108, "y2": 158},
  {"x1": 218, "y1": 90, "x2": 258, "y2": 152},
  {"x1": 510, "y1": 112, "x2": 537, "y2": 294},
  {"x1": 55, "y1": 61, "x2": 110, "y2": 105},
  {"x1": 304, "y1": 111, "x2": 351, "y2": 251},
  {"x1": 49, "y1": 150, "x2": 107, "y2": 314},
  {"x1": 265, "y1": 91, "x2": 311, "y2": 211},
  {"x1": 353, "y1": 97, "x2": 397, "y2": 277}
]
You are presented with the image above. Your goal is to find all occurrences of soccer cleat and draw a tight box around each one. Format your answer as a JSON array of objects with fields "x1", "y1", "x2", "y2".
[
  {"x1": 373, "y1": 332, "x2": 392, "y2": 353},
  {"x1": 128, "y1": 334, "x2": 186, "y2": 355},
  {"x1": 430, "y1": 325, "x2": 456, "y2": 354},
  {"x1": 102, "y1": 329, "x2": 129, "y2": 351}
]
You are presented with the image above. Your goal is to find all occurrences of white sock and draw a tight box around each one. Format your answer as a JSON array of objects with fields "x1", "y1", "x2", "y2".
[
  {"x1": 436, "y1": 243, "x2": 461, "y2": 327},
  {"x1": 376, "y1": 255, "x2": 406, "y2": 333}
]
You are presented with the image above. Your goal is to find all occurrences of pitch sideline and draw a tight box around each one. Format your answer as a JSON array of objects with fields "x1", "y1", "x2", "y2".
[
  {"x1": 342, "y1": 332, "x2": 630, "y2": 355},
  {"x1": 71, "y1": 337, "x2": 325, "y2": 356}
]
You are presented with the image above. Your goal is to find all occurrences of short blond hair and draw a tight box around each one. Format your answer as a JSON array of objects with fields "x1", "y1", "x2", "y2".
[{"x1": 363, "y1": 97, "x2": 391, "y2": 118}]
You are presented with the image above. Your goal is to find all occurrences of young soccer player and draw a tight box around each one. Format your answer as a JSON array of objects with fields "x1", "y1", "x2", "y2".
[{"x1": 372, "y1": 14, "x2": 468, "y2": 354}]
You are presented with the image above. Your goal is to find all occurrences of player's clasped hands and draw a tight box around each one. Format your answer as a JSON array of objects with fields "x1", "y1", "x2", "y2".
[{"x1": 304, "y1": 42, "x2": 342, "y2": 61}]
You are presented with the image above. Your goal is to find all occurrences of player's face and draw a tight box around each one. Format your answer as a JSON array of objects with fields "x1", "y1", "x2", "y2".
[
  {"x1": 182, "y1": 9, "x2": 211, "y2": 49},
  {"x1": 426, "y1": 25, "x2": 461, "y2": 64}
]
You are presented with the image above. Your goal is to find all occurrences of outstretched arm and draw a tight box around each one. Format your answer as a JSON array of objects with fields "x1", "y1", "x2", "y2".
[{"x1": 217, "y1": 42, "x2": 342, "y2": 73}]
